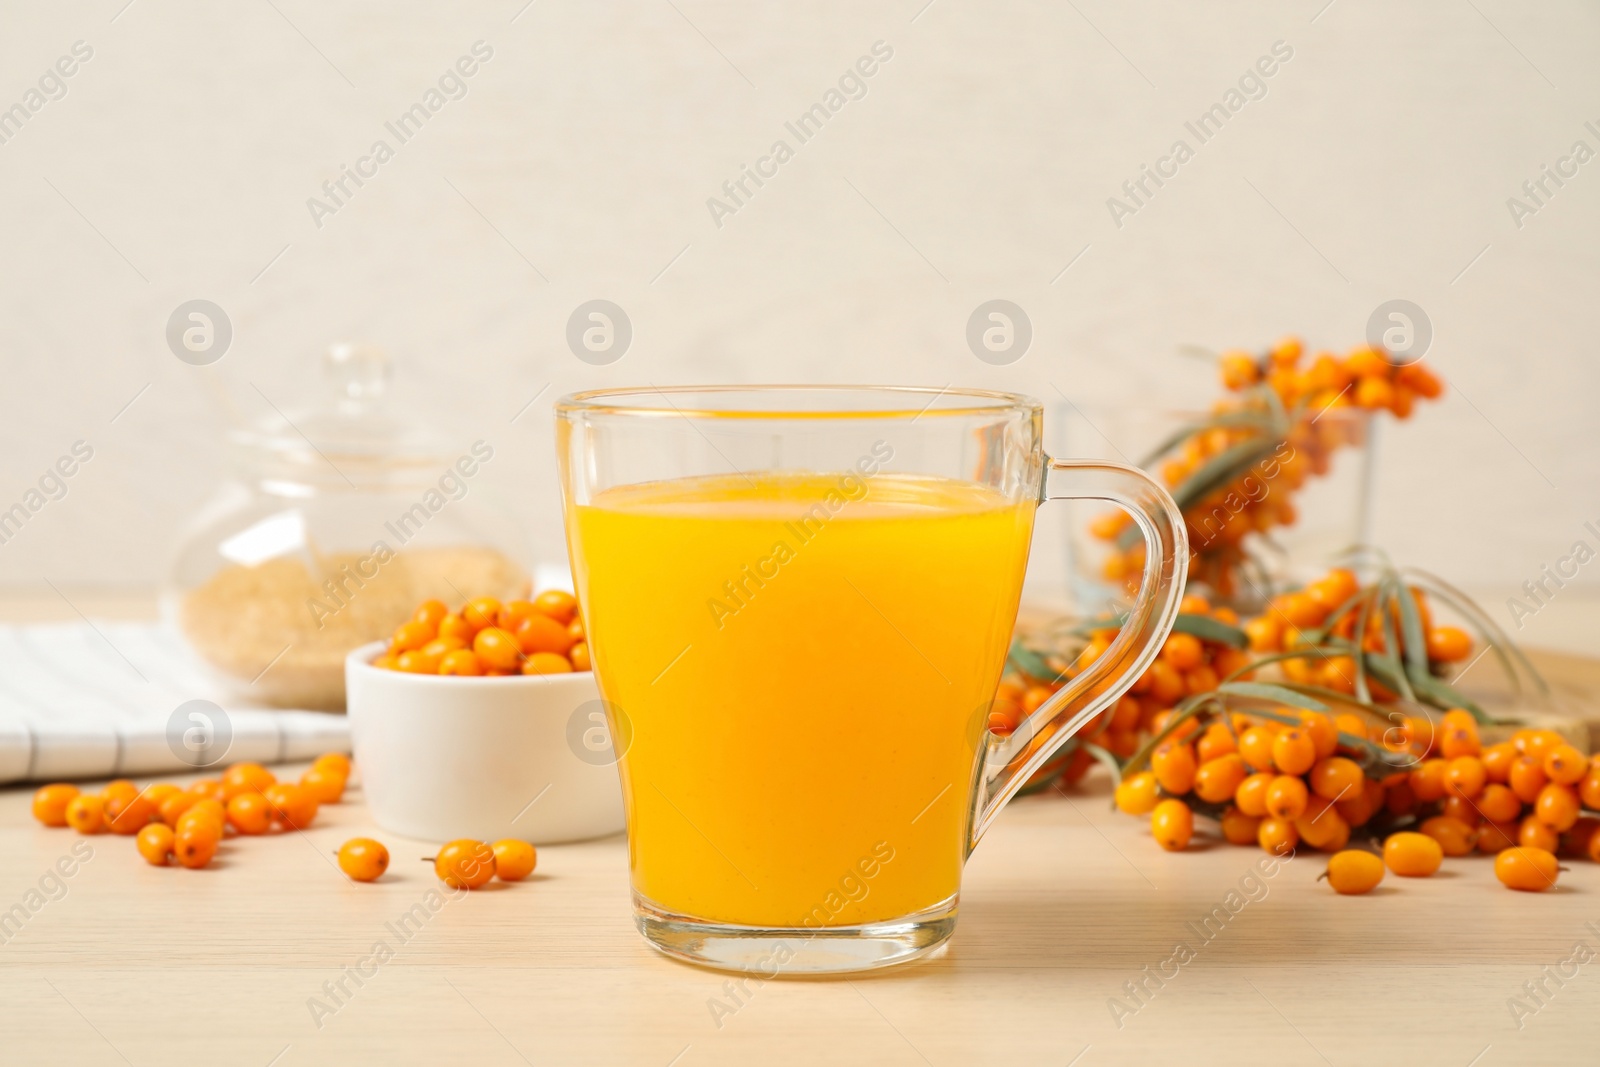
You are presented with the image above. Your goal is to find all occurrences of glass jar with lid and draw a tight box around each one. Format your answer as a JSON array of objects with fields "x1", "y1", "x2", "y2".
[{"x1": 164, "y1": 345, "x2": 528, "y2": 709}]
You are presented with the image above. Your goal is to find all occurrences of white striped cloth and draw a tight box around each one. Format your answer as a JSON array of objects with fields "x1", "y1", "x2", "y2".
[{"x1": 0, "y1": 621, "x2": 349, "y2": 784}]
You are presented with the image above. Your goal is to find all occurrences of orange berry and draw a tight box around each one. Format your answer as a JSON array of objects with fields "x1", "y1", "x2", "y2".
[
  {"x1": 1297, "y1": 800, "x2": 1350, "y2": 852},
  {"x1": 189, "y1": 779, "x2": 227, "y2": 803},
  {"x1": 473, "y1": 627, "x2": 523, "y2": 672},
  {"x1": 101, "y1": 779, "x2": 138, "y2": 806},
  {"x1": 569, "y1": 642, "x2": 591, "y2": 672},
  {"x1": 1495, "y1": 847, "x2": 1561, "y2": 892},
  {"x1": 173, "y1": 828, "x2": 218, "y2": 869},
  {"x1": 1194, "y1": 754, "x2": 1248, "y2": 804},
  {"x1": 313, "y1": 752, "x2": 352, "y2": 778},
  {"x1": 337, "y1": 838, "x2": 390, "y2": 882},
  {"x1": 1322, "y1": 850, "x2": 1384, "y2": 895},
  {"x1": 1272, "y1": 729, "x2": 1316, "y2": 776},
  {"x1": 177, "y1": 800, "x2": 225, "y2": 840},
  {"x1": 1196, "y1": 723, "x2": 1237, "y2": 763},
  {"x1": 1244, "y1": 617, "x2": 1281, "y2": 652},
  {"x1": 222, "y1": 762, "x2": 275, "y2": 800},
  {"x1": 65, "y1": 794, "x2": 106, "y2": 834},
  {"x1": 1544, "y1": 744, "x2": 1588, "y2": 785},
  {"x1": 159, "y1": 791, "x2": 200, "y2": 828},
  {"x1": 1114, "y1": 772, "x2": 1160, "y2": 816},
  {"x1": 522, "y1": 652, "x2": 574, "y2": 675},
  {"x1": 226, "y1": 792, "x2": 272, "y2": 835},
  {"x1": 1438, "y1": 725, "x2": 1481, "y2": 760},
  {"x1": 263, "y1": 783, "x2": 319, "y2": 830},
  {"x1": 1580, "y1": 769, "x2": 1600, "y2": 812},
  {"x1": 491, "y1": 839, "x2": 538, "y2": 881},
  {"x1": 438, "y1": 613, "x2": 474, "y2": 644},
  {"x1": 136, "y1": 823, "x2": 176, "y2": 866},
  {"x1": 1220, "y1": 353, "x2": 1259, "y2": 390},
  {"x1": 1151, "y1": 742, "x2": 1198, "y2": 795},
  {"x1": 532, "y1": 590, "x2": 579, "y2": 625},
  {"x1": 1144, "y1": 660, "x2": 1187, "y2": 704},
  {"x1": 1440, "y1": 794, "x2": 1482, "y2": 828},
  {"x1": 1265, "y1": 775, "x2": 1309, "y2": 821},
  {"x1": 1520, "y1": 814, "x2": 1560, "y2": 853},
  {"x1": 390, "y1": 619, "x2": 436, "y2": 653},
  {"x1": 435, "y1": 839, "x2": 497, "y2": 889},
  {"x1": 1234, "y1": 773, "x2": 1275, "y2": 817},
  {"x1": 1535, "y1": 783, "x2": 1580, "y2": 832},
  {"x1": 1383, "y1": 831, "x2": 1443, "y2": 876},
  {"x1": 1477, "y1": 821, "x2": 1519, "y2": 854},
  {"x1": 1355, "y1": 376, "x2": 1395, "y2": 410},
  {"x1": 300, "y1": 768, "x2": 347, "y2": 804},
  {"x1": 31, "y1": 784, "x2": 80, "y2": 827},
  {"x1": 143, "y1": 783, "x2": 181, "y2": 806},
  {"x1": 496, "y1": 599, "x2": 540, "y2": 631},
  {"x1": 1509, "y1": 756, "x2": 1548, "y2": 804},
  {"x1": 105, "y1": 793, "x2": 157, "y2": 836},
  {"x1": 1481, "y1": 742, "x2": 1518, "y2": 783},
  {"x1": 1444, "y1": 756, "x2": 1487, "y2": 799},
  {"x1": 513, "y1": 614, "x2": 574, "y2": 656},
  {"x1": 1477, "y1": 783, "x2": 1522, "y2": 824},
  {"x1": 1239, "y1": 727, "x2": 1277, "y2": 773},
  {"x1": 1425, "y1": 626, "x2": 1472, "y2": 663},
  {"x1": 1150, "y1": 799, "x2": 1193, "y2": 852},
  {"x1": 1160, "y1": 632, "x2": 1204, "y2": 671},
  {"x1": 1258, "y1": 817, "x2": 1299, "y2": 856},
  {"x1": 462, "y1": 597, "x2": 503, "y2": 632},
  {"x1": 1309, "y1": 757, "x2": 1363, "y2": 801},
  {"x1": 1419, "y1": 815, "x2": 1476, "y2": 857},
  {"x1": 1220, "y1": 807, "x2": 1261, "y2": 846},
  {"x1": 413, "y1": 598, "x2": 450, "y2": 628},
  {"x1": 1183, "y1": 665, "x2": 1220, "y2": 695},
  {"x1": 439, "y1": 649, "x2": 484, "y2": 676},
  {"x1": 1409, "y1": 758, "x2": 1448, "y2": 803},
  {"x1": 1277, "y1": 593, "x2": 1324, "y2": 628}
]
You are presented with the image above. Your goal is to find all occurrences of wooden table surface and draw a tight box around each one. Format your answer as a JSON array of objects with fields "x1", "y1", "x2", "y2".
[{"x1": 2, "y1": 598, "x2": 1598, "y2": 1065}]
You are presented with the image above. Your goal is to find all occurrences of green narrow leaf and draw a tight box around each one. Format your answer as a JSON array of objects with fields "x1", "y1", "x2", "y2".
[
  {"x1": 1006, "y1": 639, "x2": 1059, "y2": 684},
  {"x1": 1172, "y1": 613, "x2": 1249, "y2": 648},
  {"x1": 1406, "y1": 567, "x2": 1550, "y2": 698},
  {"x1": 1217, "y1": 681, "x2": 1329, "y2": 712},
  {"x1": 1080, "y1": 742, "x2": 1124, "y2": 787},
  {"x1": 1170, "y1": 436, "x2": 1286, "y2": 513}
]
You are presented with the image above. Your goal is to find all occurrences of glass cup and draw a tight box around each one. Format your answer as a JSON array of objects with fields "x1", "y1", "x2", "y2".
[{"x1": 557, "y1": 386, "x2": 1186, "y2": 974}]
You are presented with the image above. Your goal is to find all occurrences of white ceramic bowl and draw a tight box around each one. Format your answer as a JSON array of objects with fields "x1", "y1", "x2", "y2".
[{"x1": 345, "y1": 642, "x2": 625, "y2": 845}]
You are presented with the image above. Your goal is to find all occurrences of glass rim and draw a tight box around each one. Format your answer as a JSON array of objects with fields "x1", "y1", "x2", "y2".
[{"x1": 555, "y1": 384, "x2": 1042, "y2": 421}]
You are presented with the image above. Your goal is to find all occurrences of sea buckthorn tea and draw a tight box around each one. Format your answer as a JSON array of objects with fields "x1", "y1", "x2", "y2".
[{"x1": 558, "y1": 387, "x2": 1187, "y2": 973}]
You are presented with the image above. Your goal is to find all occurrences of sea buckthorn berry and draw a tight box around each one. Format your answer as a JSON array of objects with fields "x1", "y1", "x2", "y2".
[
  {"x1": 438, "y1": 613, "x2": 473, "y2": 643},
  {"x1": 435, "y1": 839, "x2": 497, "y2": 889},
  {"x1": 523, "y1": 652, "x2": 574, "y2": 675},
  {"x1": 1409, "y1": 759, "x2": 1448, "y2": 803},
  {"x1": 390, "y1": 619, "x2": 436, "y2": 654},
  {"x1": 32, "y1": 784, "x2": 80, "y2": 827},
  {"x1": 1321, "y1": 850, "x2": 1385, "y2": 895},
  {"x1": 1239, "y1": 727, "x2": 1277, "y2": 772},
  {"x1": 1194, "y1": 754, "x2": 1248, "y2": 804},
  {"x1": 1114, "y1": 772, "x2": 1161, "y2": 816},
  {"x1": 1581, "y1": 767, "x2": 1600, "y2": 812},
  {"x1": 1476, "y1": 821, "x2": 1518, "y2": 854},
  {"x1": 1561, "y1": 816, "x2": 1600, "y2": 859},
  {"x1": 226, "y1": 792, "x2": 272, "y2": 835},
  {"x1": 1425, "y1": 626, "x2": 1472, "y2": 662},
  {"x1": 173, "y1": 828, "x2": 218, "y2": 869},
  {"x1": 300, "y1": 768, "x2": 347, "y2": 804},
  {"x1": 986, "y1": 698, "x2": 1024, "y2": 736},
  {"x1": 159, "y1": 791, "x2": 199, "y2": 828},
  {"x1": 1220, "y1": 807, "x2": 1261, "y2": 846},
  {"x1": 222, "y1": 762, "x2": 275, "y2": 800},
  {"x1": 1301, "y1": 713, "x2": 1338, "y2": 760},
  {"x1": 1444, "y1": 756, "x2": 1487, "y2": 799},
  {"x1": 1151, "y1": 742, "x2": 1198, "y2": 796},
  {"x1": 496, "y1": 599, "x2": 540, "y2": 631},
  {"x1": 189, "y1": 779, "x2": 227, "y2": 803},
  {"x1": 263, "y1": 783, "x2": 319, "y2": 830},
  {"x1": 1297, "y1": 801, "x2": 1351, "y2": 852},
  {"x1": 492, "y1": 839, "x2": 538, "y2": 881},
  {"x1": 1160, "y1": 632, "x2": 1204, "y2": 671},
  {"x1": 1519, "y1": 730, "x2": 1564, "y2": 762},
  {"x1": 1278, "y1": 593, "x2": 1323, "y2": 628},
  {"x1": 1150, "y1": 799, "x2": 1193, "y2": 852},
  {"x1": 462, "y1": 597, "x2": 503, "y2": 632},
  {"x1": 1384, "y1": 831, "x2": 1443, "y2": 876},
  {"x1": 1440, "y1": 794, "x2": 1482, "y2": 828},
  {"x1": 1495, "y1": 847, "x2": 1561, "y2": 892},
  {"x1": 413, "y1": 640, "x2": 453, "y2": 673},
  {"x1": 1272, "y1": 729, "x2": 1316, "y2": 776},
  {"x1": 473, "y1": 627, "x2": 523, "y2": 672},
  {"x1": 1482, "y1": 742, "x2": 1518, "y2": 783},
  {"x1": 101, "y1": 779, "x2": 138, "y2": 806},
  {"x1": 1265, "y1": 775, "x2": 1309, "y2": 821},
  {"x1": 1419, "y1": 815, "x2": 1476, "y2": 857},
  {"x1": 1309, "y1": 757, "x2": 1363, "y2": 801},
  {"x1": 1535, "y1": 783, "x2": 1580, "y2": 832},
  {"x1": 1183, "y1": 665, "x2": 1220, "y2": 695},
  {"x1": 1234, "y1": 772, "x2": 1274, "y2": 817},
  {"x1": 439, "y1": 649, "x2": 483, "y2": 676},
  {"x1": 312, "y1": 752, "x2": 351, "y2": 778},
  {"x1": 1259, "y1": 817, "x2": 1298, "y2": 856},
  {"x1": 177, "y1": 799, "x2": 226, "y2": 838},
  {"x1": 1196, "y1": 723, "x2": 1237, "y2": 763},
  {"x1": 337, "y1": 838, "x2": 390, "y2": 882},
  {"x1": 136, "y1": 823, "x2": 176, "y2": 866},
  {"x1": 1244, "y1": 617, "x2": 1280, "y2": 652},
  {"x1": 65, "y1": 794, "x2": 106, "y2": 834},
  {"x1": 1384, "y1": 778, "x2": 1416, "y2": 816},
  {"x1": 413, "y1": 598, "x2": 449, "y2": 628},
  {"x1": 1107, "y1": 695, "x2": 1141, "y2": 734},
  {"x1": 105, "y1": 793, "x2": 158, "y2": 835},
  {"x1": 1544, "y1": 744, "x2": 1588, "y2": 785},
  {"x1": 396, "y1": 650, "x2": 431, "y2": 673},
  {"x1": 569, "y1": 642, "x2": 591, "y2": 672},
  {"x1": 143, "y1": 783, "x2": 181, "y2": 806},
  {"x1": 1220, "y1": 353, "x2": 1259, "y2": 390},
  {"x1": 1509, "y1": 756, "x2": 1548, "y2": 804},
  {"x1": 1477, "y1": 783, "x2": 1522, "y2": 824},
  {"x1": 513, "y1": 614, "x2": 574, "y2": 656},
  {"x1": 1519, "y1": 814, "x2": 1559, "y2": 852},
  {"x1": 533, "y1": 589, "x2": 579, "y2": 625},
  {"x1": 1439, "y1": 726, "x2": 1481, "y2": 760},
  {"x1": 1144, "y1": 661, "x2": 1187, "y2": 704}
]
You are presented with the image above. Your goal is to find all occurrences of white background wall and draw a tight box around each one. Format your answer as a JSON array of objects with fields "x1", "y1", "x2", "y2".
[{"x1": 1, "y1": 1, "x2": 1596, "y2": 651}]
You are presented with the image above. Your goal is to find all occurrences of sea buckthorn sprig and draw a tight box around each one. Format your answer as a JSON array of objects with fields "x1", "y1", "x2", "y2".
[
  {"x1": 1090, "y1": 336, "x2": 1444, "y2": 605},
  {"x1": 374, "y1": 592, "x2": 589, "y2": 677},
  {"x1": 995, "y1": 593, "x2": 1251, "y2": 795},
  {"x1": 1241, "y1": 555, "x2": 1549, "y2": 722}
]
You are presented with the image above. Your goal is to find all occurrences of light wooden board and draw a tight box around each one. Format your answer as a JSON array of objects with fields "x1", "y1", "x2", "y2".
[{"x1": 2, "y1": 762, "x2": 1596, "y2": 1066}]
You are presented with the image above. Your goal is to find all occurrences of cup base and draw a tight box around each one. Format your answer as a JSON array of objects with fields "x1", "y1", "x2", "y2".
[{"x1": 633, "y1": 891, "x2": 958, "y2": 976}]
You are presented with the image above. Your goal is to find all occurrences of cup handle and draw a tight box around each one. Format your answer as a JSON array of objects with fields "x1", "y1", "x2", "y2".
[{"x1": 969, "y1": 458, "x2": 1188, "y2": 852}]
